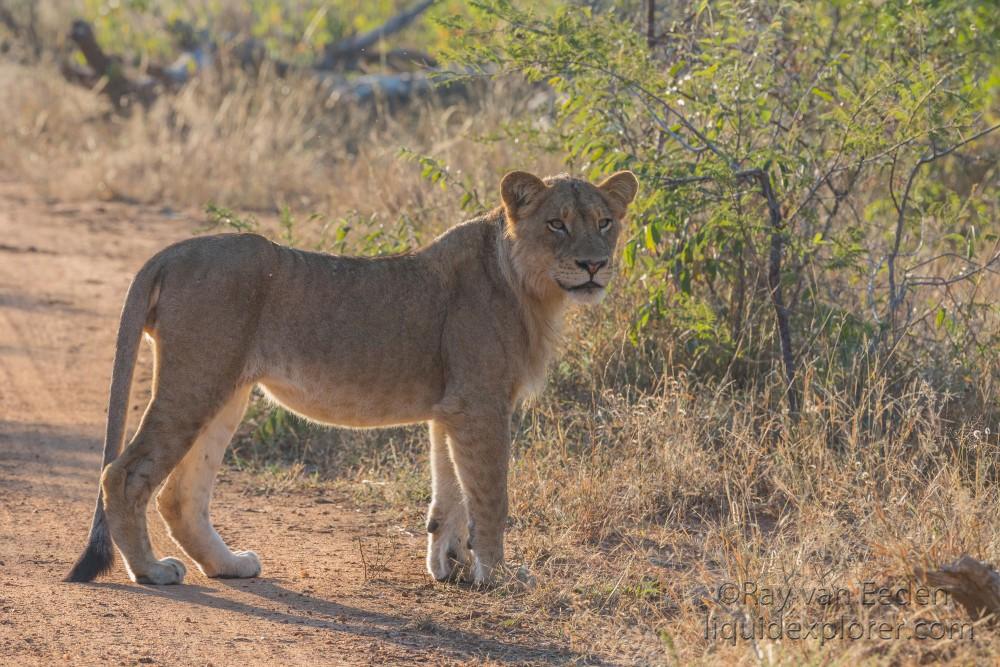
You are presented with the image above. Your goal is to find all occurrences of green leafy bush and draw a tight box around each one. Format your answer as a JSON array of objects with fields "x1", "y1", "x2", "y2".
[{"x1": 442, "y1": 0, "x2": 1000, "y2": 416}]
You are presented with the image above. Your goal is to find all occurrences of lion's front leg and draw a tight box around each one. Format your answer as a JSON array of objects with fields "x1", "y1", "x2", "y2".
[
  {"x1": 436, "y1": 409, "x2": 510, "y2": 587},
  {"x1": 426, "y1": 420, "x2": 473, "y2": 581}
]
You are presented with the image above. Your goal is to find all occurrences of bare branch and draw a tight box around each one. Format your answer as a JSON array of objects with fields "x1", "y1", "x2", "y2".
[
  {"x1": 906, "y1": 250, "x2": 1000, "y2": 288},
  {"x1": 637, "y1": 95, "x2": 708, "y2": 156},
  {"x1": 886, "y1": 122, "x2": 1000, "y2": 332},
  {"x1": 317, "y1": 0, "x2": 435, "y2": 70}
]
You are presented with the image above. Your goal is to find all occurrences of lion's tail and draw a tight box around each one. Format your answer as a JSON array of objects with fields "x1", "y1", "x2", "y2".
[{"x1": 65, "y1": 261, "x2": 162, "y2": 583}]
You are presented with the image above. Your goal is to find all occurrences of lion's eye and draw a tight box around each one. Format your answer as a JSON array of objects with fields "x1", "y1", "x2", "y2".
[
  {"x1": 547, "y1": 219, "x2": 567, "y2": 233},
  {"x1": 598, "y1": 218, "x2": 613, "y2": 231}
]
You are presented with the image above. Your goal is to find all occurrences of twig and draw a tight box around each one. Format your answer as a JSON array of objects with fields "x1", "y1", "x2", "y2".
[
  {"x1": 906, "y1": 250, "x2": 1000, "y2": 288},
  {"x1": 885, "y1": 122, "x2": 1000, "y2": 333}
]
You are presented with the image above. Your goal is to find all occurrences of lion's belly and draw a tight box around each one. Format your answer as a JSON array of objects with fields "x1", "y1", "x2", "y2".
[{"x1": 257, "y1": 368, "x2": 440, "y2": 428}]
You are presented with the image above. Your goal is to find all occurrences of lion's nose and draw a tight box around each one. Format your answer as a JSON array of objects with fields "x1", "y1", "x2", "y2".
[{"x1": 576, "y1": 259, "x2": 607, "y2": 276}]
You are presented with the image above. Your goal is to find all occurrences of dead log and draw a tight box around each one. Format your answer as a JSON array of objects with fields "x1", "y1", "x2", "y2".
[
  {"x1": 59, "y1": 59, "x2": 99, "y2": 87},
  {"x1": 357, "y1": 47, "x2": 438, "y2": 71},
  {"x1": 321, "y1": 71, "x2": 435, "y2": 106},
  {"x1": 319, "y1": 71, "x2": 467, "y2": 110},
  {"x1": 230, "y1": 37, "x2": 292, "y2": 77},
  {"x1": 315, "y1": 0, "x2": 435, "y2": 70},
  {"x1": 147, "y1": 48, "x2": 211, "y2": 89},
  {"x1": 67, "y1": 19, "x2": 157, "y2": 109},
  {"x1": 63, "y1": 9, "x2": 452, "y2": 112},
  {"x1": 918, "y1": 554, "x2": 1000, "y2": 620},
  {"x1": 65, "y1": 19, "x2": 215, "y2": 109}
]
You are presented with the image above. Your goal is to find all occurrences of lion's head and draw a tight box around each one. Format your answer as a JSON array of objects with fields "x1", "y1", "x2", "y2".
[{"x1": 500, "y1": 170, "x2": 639, "y2": 305}]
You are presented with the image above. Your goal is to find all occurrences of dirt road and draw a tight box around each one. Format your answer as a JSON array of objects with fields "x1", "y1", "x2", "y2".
[{"x1": 0, "y1": 181, "x2": 579, "y2": 666}]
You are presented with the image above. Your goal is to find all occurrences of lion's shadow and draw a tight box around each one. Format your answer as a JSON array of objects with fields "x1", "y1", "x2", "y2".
[{"x1": 94, "y1": 578, "x2": 592, "y2": 665}]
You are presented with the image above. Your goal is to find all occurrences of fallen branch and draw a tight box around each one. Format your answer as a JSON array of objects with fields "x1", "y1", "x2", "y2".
[
  {"x1": 316, "y1": 0, "x2": 435, "y2": 70},
  {"x1": 66, "y1": 18, "x2": 213, "y2": 103},
  {"x1": 359, "y1": 47, "x2": 438, "y2": 71},
  {"x1": 63, "y1": 11, "x2": 445, "y2": 112},
  {"x1": 918, "y1": 555, "x2": 1000, "y2": 621},
  {"x1": 320, "y1": 70, "x2": 466, "y2": 109},
  {"x1": 321, "y1": 71, "x2": 431, "y2": 106},
  {"x1": 66, "y1": 19, "x2": 158, "y2": 109}
]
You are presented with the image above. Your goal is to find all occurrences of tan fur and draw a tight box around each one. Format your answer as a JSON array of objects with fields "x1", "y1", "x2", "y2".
[{"x1": 80, "y1": 170, "x2": 638, "y2": 586}]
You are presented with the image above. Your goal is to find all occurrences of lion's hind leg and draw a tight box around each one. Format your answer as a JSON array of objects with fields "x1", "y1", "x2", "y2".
[
  {"x1": 101, "y1": 327, "x2": 254, "y2": 585},
  {"x1": 100, "y1": 399, "x2": 210, "y2": 586},
  {"x1": 157, "y1": 385, "x2": 261, "y2": 579}
]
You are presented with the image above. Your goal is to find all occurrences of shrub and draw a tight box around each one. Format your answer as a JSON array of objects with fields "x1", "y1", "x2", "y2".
[{"x1": 442, "y1": 0, "x2": 1000, "y2": 420}]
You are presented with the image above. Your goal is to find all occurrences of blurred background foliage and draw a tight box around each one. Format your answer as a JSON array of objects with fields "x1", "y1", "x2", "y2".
[{"x1": 74, "y1": 0, "x2": 474, "y2": 59}]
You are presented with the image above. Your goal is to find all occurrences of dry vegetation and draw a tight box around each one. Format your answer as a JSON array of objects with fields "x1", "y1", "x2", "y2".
[
  {"x1": 4, "y1": 1, "x2": 1000, "y2": 664},
  {"x1": 0, "y1": 61, "x2": 547, "y2": 222}
]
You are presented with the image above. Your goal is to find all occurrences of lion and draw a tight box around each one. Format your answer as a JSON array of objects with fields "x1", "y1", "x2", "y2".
[{"x1": 65, "y1": 169, "x2": 639, "y2": 586}]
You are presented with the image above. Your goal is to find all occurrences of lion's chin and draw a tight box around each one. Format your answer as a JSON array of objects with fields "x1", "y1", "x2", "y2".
[{"x1": 565, "y1": 285, "x2": 607, "y2": 305}]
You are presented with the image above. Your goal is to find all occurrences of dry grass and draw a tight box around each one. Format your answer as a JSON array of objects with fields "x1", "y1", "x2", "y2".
[
  {"x1": 321, "y1": 296, "x2": 1000, "y2": 665},
  {"x1": 4, "y1": 31, "x2": 1000, "y2": 665},
  {"x1": 0, "y1": 57, "x2": 551, "y2": 225}
]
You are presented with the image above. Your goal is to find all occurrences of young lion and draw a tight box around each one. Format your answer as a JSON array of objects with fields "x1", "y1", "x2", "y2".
[{"x1": 66, "y1": 169, "x2": 638, "y2": 586}]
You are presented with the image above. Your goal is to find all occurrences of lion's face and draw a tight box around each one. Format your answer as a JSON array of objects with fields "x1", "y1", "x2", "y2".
[{"x1": 501, "y1": 171, "x2": 639, "y2": 304}]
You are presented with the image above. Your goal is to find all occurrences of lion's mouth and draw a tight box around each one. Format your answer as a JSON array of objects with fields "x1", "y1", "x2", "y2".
[{"x1": 558, "y1": 279, "x2": 605, "y2": 292}]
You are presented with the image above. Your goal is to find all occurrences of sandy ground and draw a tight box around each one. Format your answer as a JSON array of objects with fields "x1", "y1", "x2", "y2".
[{"x1": 0, "y1": 181, "x2": 582, "y2": 666}]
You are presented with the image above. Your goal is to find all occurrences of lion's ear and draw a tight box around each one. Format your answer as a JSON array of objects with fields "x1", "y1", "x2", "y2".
[
  {"x1": 500, "y1": 171, "x2": 547, "y2": 218},
  {"x1": 598, "y1": 170, "x2": 639, "y2": 216}
]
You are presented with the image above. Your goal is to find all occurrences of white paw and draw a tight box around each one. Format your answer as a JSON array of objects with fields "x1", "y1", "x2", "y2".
[
  {"x1": 472, "y1": 556, "x2": 495, "y2": 588},
  {"x1": 134, "y1": 557, "x2": 187, "y2": 585},
  {"x1": 204, "y1": 550, "x2": 262, "y2": 579},
  {"x1": 426, "y1": 521, "x2": 473, "y2": 582}
]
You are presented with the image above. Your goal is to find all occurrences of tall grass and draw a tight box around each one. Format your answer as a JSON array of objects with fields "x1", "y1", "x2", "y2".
[{"x1": 0, "y1": 60, "x2": 550, "y2": 215}]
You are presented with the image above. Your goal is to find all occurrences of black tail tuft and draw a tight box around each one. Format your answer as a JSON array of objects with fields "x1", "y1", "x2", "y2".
[{"x1": 64, "y1": 515, "x2": 115, "y2": 583}]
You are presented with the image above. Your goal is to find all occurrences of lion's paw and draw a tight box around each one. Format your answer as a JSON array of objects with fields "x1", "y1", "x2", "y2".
[
  {"x1": 205, "y1": 550, "x2": 262, "y2": 579},
  {"x1": 134, "y1": 557, "x2": 187, "y2": 585},
  {"x1": 471, "y1": 556, "x2": 495, "y2": 588},
  {"x1": 427, "y1": 521, "x2": 473, "y2": 583}
]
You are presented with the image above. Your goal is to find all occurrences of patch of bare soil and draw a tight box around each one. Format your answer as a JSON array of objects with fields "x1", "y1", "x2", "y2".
[{"x1": 0, "y1": 181, "x2": 583, "y2": 666}]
